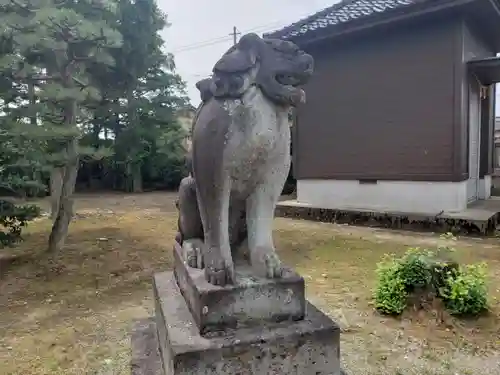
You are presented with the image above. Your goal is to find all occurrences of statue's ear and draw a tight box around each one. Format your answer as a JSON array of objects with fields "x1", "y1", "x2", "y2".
[
  {"x1": 195, "y1": 78, "x2": 211, "y2": 92},
  {"x1": 196, "y1": 78, "x2": 213, "y2": 102},
  {"x1": 213, "y1": 33, "x2": 262, "y2": 74}
]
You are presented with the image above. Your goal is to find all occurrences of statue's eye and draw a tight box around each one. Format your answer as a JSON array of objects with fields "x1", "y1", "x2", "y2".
[{"x1": 229, "y1": 75, "x2": 243, "y2": 91}]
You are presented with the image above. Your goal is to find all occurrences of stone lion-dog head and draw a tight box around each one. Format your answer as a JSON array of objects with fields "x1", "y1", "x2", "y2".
[{"x1": 200, "y1": 33, "x2": 313, "y2": 107}]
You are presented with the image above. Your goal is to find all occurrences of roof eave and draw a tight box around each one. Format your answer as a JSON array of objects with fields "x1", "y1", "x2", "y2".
[
  {"x1": 263, "y1": 0, "x2": 360, "y2": 41},
  {"x1": 267, "y1": 0, "x2": 475, "y2": 47}
]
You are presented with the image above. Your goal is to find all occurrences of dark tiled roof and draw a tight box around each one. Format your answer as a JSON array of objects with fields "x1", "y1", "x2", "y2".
[{"x1": 264, "y1": 0, "x2": 425, "y2": 41}]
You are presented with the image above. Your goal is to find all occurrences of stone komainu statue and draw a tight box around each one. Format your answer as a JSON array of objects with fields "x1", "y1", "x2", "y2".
[{"x1": 175, "y1": 33, "x2": 313, "y2": 286}]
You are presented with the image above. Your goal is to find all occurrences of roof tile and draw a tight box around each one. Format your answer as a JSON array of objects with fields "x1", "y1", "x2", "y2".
[{"x1": 264, "y1": 0, "x2": 423, "y2": 41}]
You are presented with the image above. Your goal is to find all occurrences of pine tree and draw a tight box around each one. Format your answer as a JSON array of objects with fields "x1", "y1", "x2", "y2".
[
  {"x1": 137, "y1": 64, "x2": 189, "y2": 188},
  {"x1": 0, "y1": 0, "x2": 122, "y2": 252},
  {"x1": 111, "y1": 0, "x2": 187, "y2": 192},
  {"x1": 0, "y1": 27, "x2": 44, "y2": 246},
  {"x1": 0, "y1": 8, "x2": 47, "y2": 197}
]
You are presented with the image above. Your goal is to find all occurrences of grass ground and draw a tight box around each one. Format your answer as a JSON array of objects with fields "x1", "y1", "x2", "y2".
[{"x1": 0, "y1": 192, "x2": 499, "y2": 375}]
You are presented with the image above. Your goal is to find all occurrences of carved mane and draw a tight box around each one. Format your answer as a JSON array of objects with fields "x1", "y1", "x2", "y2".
[{"x1": 206, "y1": 33, "x2": 312, "y2": 106}]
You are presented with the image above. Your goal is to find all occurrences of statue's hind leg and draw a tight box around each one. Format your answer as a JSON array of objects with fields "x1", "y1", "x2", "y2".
[
  {"x1": 228, "y1": 197, "x2": 248, "y2": 262},
  {"x1": 177, "y1": 176, "x2": 204, "y2": 268}
]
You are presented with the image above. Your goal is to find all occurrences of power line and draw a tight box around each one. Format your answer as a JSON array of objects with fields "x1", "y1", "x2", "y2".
[
  {"x1": 244, "y1": 20, "x2": 295, "y2": 34},
  {"x1": 184, "y1": 73, "x2": 212, "y2": 79},
  {"x1": 171, "y1": 36, "x2": 233, "y2": 53},
  {"x1": 170, "y1": 26, "x2": 262, "y2": 54},
  {"x1": 175, "y1": 15, "x2": 317, "y2": 84},
  {"x1": 170, "y1": 14, "x2": 313, "y2": 55}
]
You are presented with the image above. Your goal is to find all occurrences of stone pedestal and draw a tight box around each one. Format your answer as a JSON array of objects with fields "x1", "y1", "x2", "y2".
[
  {"x1": 154, "y1": 271, "x2": 341, "y2": 375},
  {"x1": 134, "y1": 242, "x2": 346, "y2": 375},
  {"x1": 173, "y1": 241, "x2": 306, "y2": 334}
]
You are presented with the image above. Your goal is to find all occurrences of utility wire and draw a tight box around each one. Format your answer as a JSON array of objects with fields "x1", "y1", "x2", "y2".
[
  {"x1": 170, "y1": 15, "x2": 311, "y2": 54},
  {"x1": 244, "y1": 20, "x2": 295, "y2": 34},
  {"x1": 174, "y1": 15, "x2": 316, "y2": 84},
  {"x1": 171, "y1": 35, "x2": 233, "y2": 53}
]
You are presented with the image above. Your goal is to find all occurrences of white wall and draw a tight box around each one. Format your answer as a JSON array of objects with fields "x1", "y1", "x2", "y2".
[
  {"x1": 297, "y1": 180, "x2": 470, "y2": 214},
  {"x1": 496, "y1": 83, "x2": 500, "y2": 116}
]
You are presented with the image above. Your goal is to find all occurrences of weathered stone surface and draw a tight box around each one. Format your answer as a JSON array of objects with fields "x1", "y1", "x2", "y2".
[
  {"x1": 154, "y1": 271, "x2": 341, "y2": 375},
  {"x1": 130, "y1": 318, "x2": 162, "y2": 375},
  {"x1": 173, "y1": 242, "x2": 306, "y2": 334},
  {"x1": 175, "y1": 33, "x2": 314, "y2": 286}
]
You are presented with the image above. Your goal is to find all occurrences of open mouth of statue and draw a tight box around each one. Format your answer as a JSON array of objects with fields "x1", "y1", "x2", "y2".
[{"x1": 276, "y1": 73, "x2": 302, "y2": 87}]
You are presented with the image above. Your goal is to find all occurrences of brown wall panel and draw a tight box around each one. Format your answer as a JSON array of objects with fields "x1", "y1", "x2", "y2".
[{"x1": 296, "y1": 18, "x2": 459, "y2": 181}]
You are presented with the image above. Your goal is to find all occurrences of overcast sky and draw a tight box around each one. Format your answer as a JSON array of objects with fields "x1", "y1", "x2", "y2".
[
  {"x1": 158, "y1": 0, "x2": 335, "y2": 106},
  {"x1": 158, "y1": 0, "x2": 500, "y2": 113}
]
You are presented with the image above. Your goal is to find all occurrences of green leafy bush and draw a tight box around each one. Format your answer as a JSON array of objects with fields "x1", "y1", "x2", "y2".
[
  {"x1": 373, "y1": 233, "x2": 489, "y2": 317},
  {"x1": 399, "y1": 248, "x2": 433, "y2": 290},
  {"x1": 0, "y1": 199, "x2": 41, "y2": 248},
  {"x1": 374, "y1": 255, "x2": 407, "y2": 315},
  {"x1": 440, "y1": 263, "x2": 488, "y2": 315}
]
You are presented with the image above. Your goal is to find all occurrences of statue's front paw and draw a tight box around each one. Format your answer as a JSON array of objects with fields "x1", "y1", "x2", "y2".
[
  {"x1": 204, "y1": 248, "x2": 235, "y2": 286},
  {"x1": 182, "y1": 239, "x2": 204, "y2": 269},
  {"x1": 251, "y1": 247, "x2": 283, "y2": 279}
]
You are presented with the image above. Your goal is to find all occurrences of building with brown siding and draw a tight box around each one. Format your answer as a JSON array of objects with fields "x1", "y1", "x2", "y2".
[{"x1": 265, "y1": 0, "x2": 500, "y2": 214}]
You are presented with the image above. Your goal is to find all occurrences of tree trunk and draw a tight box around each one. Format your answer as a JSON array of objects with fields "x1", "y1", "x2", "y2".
[
  {"x1": 112, "y1": 107, "x2": 121, "y2": 190},
  {"x1": 125, "y1": 162, "x2": 142, "y2": 193},
  {"x1": 28, "y1": 81, "x2": 36, "y2": 126},
  {"x1": 126, "y1": 85, "x2": 142, "y2": 193},
  {"x1": 50, "y1": 168, "x2": 64, "y2": 221},
  {"x1": 48, "y1": 139, "x2": 79, "y2": 253},
  {"x1": 48, "y1": 85, "x2": 79, "y2": 252},
  {"x1": 28, "y1": 80, "x2": 41, "y2": 198},
  {"x1": 92, "y1": 127, "x2": 99, "y2": 147},
  {"x1": 132, "y1": 163, "x2": 142, "y2": 193}
]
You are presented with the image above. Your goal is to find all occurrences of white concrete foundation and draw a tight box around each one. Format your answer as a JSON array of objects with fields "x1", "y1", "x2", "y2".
[
  {"x1": 478, "y1": 175, "x2": 492, "y2": 200},
  {"x1": 297, "y1": 179, "x2": 471, "y2": 214}
]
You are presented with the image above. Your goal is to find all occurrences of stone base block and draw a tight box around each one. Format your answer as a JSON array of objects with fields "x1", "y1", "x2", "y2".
[
  {"x1": 130, "y1": 318, "x2": 162, "y2": 375},
  {"x1": 173, "y1": 242, "x2": 306, "y2": 334},
  {"x1": 154, "y1": 271, "x2": 341, "y2": 375}
]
